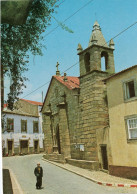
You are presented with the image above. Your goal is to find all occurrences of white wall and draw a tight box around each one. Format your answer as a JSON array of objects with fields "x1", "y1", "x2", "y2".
[{"x1": 2, "y1": 112, "x2": 44, "y2": 150}]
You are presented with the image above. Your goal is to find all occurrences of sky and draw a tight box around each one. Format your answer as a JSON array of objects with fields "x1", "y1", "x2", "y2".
[{"x1": 4, "y1": 0, "x2": 137, "y2": 103}]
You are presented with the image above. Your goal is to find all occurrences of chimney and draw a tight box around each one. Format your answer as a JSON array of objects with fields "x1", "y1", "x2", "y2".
[
  {"x1": 63, "y1": 73, "x2": 67, "y2": 82},
  {"x1": 42, "y1": 91, "x2": 43, "y2": 103}
]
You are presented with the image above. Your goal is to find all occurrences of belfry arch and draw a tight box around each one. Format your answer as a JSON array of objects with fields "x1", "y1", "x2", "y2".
[
  {"x1": 78, "y1": 21, "x2": 115, "y2": 75},
  {"x1": 84, "y1": 52, "x2": 90, "y2": 73},
  {"x1": 101, "y1": 51, "x2": 108, "y2": 71}
]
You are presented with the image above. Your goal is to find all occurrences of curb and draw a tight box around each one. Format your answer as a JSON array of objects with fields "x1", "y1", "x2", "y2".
[
  {"x1": 97, "y1": 182, "x2": 137, "y2": 188},
  {"x1": 42, "y1": 158, "x2": 137, "y2": 188},
  {"x1": 9, "y1": 169, "x2": 24, "y2": 194}
]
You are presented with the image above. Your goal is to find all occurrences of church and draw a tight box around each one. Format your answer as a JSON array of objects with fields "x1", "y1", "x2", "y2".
[{"x1": 42, "y1": 21, "x2": 137, "y2": 179}]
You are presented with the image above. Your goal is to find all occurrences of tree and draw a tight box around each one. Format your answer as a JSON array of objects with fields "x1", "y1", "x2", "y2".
[{"x1": 1, "y1": 0, "x2": 59, "y2": 110}]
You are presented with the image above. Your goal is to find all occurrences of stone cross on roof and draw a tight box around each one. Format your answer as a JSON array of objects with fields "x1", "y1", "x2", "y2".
[
  {"x1": 56, "y1": 62, "x2": 59, "y2": 71},
  {"x1": 56, "y1": 62, "x2": 60, "y2": 76}
]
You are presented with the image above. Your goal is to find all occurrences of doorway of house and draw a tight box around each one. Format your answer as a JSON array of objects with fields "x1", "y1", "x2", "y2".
[
  {"x1": 8, "y1": 140, "x2": 13, "y2": 155},
  {"x1": 56, "y1": 125, "x2": 61, "y2": 154},
  {"x1": 20, "y1": 140, "x2": 28, "y2": 154},
  {"x1": 100, "y1": 145, "x2": 108, "y2": 170},
  {"x1": 34, "y1": 140, "x2": 39, "y2": 153},
  {"x1": 43, "y1": 140, "x2": 45, "y2": 151}
]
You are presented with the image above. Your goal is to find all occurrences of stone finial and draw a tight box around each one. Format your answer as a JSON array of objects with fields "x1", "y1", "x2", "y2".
[
  {"x1": 77, "y1": 43, "x2": 83, "y2": 54},
  {"x1": 63, "y1": 73, "x2": 67, "y2": 81},
  {"x1": 56, "y1": 62, "x2": 60, "y2": 76},
  {"x1": 93, "y1": 20, "x2": 101, "y2": 31},
  {"x1": 109, "y1": 39, "x2": 115, "y2": 49},
  {"x1": 89, "y1": 21, "x2": 108, "y2": 47}
]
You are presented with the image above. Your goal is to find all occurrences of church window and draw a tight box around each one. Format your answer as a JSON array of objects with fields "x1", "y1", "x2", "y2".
[
  {"x1": 101, "y1": 51, "x2": 108, "y2": 71},
  {"x1": 84, "y1": 52, "x2": 90, "y2": 73}
]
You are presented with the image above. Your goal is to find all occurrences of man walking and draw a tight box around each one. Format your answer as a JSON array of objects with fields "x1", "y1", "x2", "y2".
[{"x1": 34, "y1": 162, "x2": 43, "y2": 189}]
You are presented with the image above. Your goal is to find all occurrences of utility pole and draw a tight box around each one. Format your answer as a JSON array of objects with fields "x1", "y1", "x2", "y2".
[
  {"x1": 42, "y1": 91, "x2": 43, "y2": 103},
  {"x1": 1, "y1": 64, "x2": 4, "y2": 112}
]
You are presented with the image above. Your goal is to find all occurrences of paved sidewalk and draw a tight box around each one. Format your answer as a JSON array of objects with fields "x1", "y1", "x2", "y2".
[{"x1": 42, "y1": 158, "x2": 137, "y2": 188}]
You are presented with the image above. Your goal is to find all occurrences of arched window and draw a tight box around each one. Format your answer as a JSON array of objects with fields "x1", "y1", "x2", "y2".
[
  {"x1": 101, "y1": 51, "x2": 108, "y2": 71},
  {"x1": 84, "y1": 52, "x2": 90, "y2": 73}
]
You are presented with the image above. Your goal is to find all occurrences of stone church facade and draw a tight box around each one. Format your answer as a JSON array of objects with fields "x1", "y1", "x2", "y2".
[{"x1": 42, "y1": 21, "x2": 115, "y2": 170}]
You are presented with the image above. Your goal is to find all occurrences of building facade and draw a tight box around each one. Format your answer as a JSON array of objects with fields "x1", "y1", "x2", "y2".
[
  {"x1": 105, "y1": 65, "x2": 137, "y2": 179},
  {"x1": 42, "y1": 21, "x2": 137, "y2": 179},
  {"x1": 42, "y1": 75, "x2": 80, "y2": 162},
  {"x1": 2, "y1": 99, "x2": 44, "y2": 156},
  {"x1": 42, "y1": 21, "x2": 115, "y2": 170}
]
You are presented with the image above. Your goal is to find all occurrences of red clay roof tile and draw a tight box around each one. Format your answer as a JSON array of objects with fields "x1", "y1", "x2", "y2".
[
  {"x1": 20, "y1": 99, "x2": 43, "y2": 106},
  {"x1": 54, "y1": 76, "x2": 79, "y2": 90}
]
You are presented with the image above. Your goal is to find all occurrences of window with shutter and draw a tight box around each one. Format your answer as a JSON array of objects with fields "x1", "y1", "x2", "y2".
[
  {"x1": 21, "y1": 120, "x2": 27, "y2": 133},
  {"x1": 33, "y1": 121, "x2": 38, "y2": 133},
  {"x1": 7, "y1": 118, "x2": 14, "y2": 132}
]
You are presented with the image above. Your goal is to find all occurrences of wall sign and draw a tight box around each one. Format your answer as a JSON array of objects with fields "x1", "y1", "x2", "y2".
[{"x1": 80, "y1": 144, "x2": 84, "y2": 151}]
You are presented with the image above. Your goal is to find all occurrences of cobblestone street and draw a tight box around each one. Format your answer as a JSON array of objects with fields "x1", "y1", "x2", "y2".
[{"x1": 3, "y1": 154, "x2": 137, "y2": 194}]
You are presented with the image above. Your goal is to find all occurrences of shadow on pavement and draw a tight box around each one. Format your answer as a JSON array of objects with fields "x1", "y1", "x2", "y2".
[{"x1": 3, "y1": 168, "x2": 13, "y2": 194}]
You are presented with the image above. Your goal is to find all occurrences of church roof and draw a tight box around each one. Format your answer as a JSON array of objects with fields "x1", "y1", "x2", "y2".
[
  {"x1": 88, "y1": 21, "x2": 108, "y2": 47},
  {"x1": 54, "y1": 76, "x2": 80, "y2": 90},
  {"x1": 41, "y1": 76, "x2": 80, "y2": 112}
]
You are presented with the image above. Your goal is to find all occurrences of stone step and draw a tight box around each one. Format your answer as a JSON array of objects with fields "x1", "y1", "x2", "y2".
[
  {"x1": 43, "y1": 154, "x2": 65, "y2": 163},
  {"x1": 65, "y1": 158, "x2": 99, "y2": 170}
]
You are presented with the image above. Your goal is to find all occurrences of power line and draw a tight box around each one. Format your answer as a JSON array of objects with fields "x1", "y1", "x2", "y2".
[
  {"x1": 22, "y1": 21, "x2": 137, "y2": 99},
  {"x1": 60, "y1": 61, "x2": 79, "y2": 75},
  {"x1": 22, "y1": 80, "x2": 50, "y2": 99},
  {"x1": 108, "y1": 21, "x2": 137, "y2": 42},
  {"x1": 58, "y1": 0, "x2": 66, "y2": 6},
  {"x1": 22, "y1": 62, "x2": 79, "y2": 99},
  {"x1": 43, "y1": 0, "x2": 94, "y2": 38}
]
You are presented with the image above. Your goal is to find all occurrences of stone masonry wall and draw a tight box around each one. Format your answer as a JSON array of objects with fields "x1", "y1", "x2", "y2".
[
  {"x1": 71, "y1": 71, "x2": 109, "y2": 161},
  {"x1": 42, "y1": 78, "x2": 79, "y2": 158}
]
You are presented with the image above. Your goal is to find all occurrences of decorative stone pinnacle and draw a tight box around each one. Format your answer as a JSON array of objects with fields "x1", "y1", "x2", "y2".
[
  {"x1": 93, "y1": 20, "x2": 101, "y2": 31},
  {"x1": 77, "y1": 43, "x2": 83, "y2": 54},
  {"x1": 109, "y1": 39, "x2": 115, "y2": 49}
]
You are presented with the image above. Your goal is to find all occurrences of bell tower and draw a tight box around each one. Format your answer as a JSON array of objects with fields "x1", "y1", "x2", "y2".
[
  {"x1": 77, "y1": 21, "x2": 115, "y2": 76},
  {"x1": 74, "y1": 21, "x2": 115, "y2": 162}
]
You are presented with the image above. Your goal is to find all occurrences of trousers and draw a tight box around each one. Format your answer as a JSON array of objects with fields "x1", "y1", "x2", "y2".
[{"x1": 36, "y1": 176, "x2": 42, "y2": 188}]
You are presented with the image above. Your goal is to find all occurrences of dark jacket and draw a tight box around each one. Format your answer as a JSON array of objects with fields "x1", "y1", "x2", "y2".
[{"x1": 34, "y1": 166, "x2": 43, "y2": 177}]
